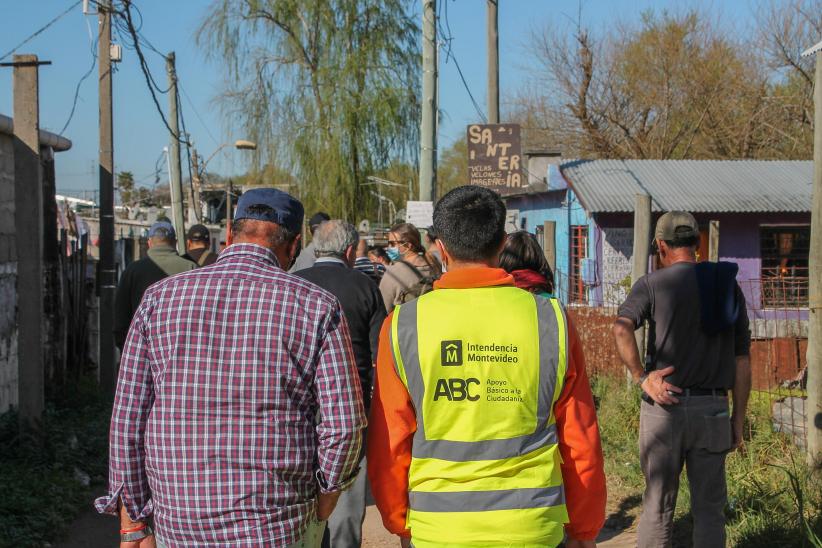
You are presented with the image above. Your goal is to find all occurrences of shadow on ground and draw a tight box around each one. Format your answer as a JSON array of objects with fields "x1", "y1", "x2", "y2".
[{"x1": 598, "y1": 494, "x2": 641, "y2": 542}]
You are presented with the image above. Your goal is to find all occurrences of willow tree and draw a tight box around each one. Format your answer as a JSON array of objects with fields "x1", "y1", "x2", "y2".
[{"x1": 198, "y1": 0, "x2": 420, "y2": 220}]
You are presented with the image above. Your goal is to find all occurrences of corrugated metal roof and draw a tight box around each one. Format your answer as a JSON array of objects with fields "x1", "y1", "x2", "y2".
[
  {"x1": 560, "y1": 159, "x2": 813, "y2": 213},
  {"x1": 802, "y1": 39, "x2": 822, "y2": 57}
]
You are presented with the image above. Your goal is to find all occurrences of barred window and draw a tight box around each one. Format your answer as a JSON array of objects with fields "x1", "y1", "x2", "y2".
[{"x1": 760, "y1": 226, "x2": 810, "y2": 308}]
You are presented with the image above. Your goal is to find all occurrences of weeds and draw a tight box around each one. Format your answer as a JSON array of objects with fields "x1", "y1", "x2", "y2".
[
  {"x1": 592, "y1": 375, "x2": 822, "y2": 547},
  {"x1": 0, "y1": 376, "x2": 111, "y2": 548}
]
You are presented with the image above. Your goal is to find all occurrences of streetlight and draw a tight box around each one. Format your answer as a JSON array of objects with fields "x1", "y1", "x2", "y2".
[
  {"x1": 363, "y1": 175, "x2": 405, "y2": 227},
  {"x1": 192, "y1": 140, "x2": 257, "y2": 228}
]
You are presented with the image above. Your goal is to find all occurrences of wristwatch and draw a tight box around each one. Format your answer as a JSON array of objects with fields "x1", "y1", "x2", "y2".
[
  {"x1": 121, "y1": 525, "x2": 154, "y2": 543},
  {"x1": 638, "y1": 372, "x2": 650, "y2": 386}
]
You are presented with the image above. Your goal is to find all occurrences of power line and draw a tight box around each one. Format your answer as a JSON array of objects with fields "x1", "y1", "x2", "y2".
[
  {"x1": 115, "y1": 0, "x2": 189, "y2": 144},
  {"x1": 59, "y1": 34, "x2": 98, "y2": 136},
  {"x1": 438, "y1": 0, "x2": 487, "y2": 124},
  {"x1": 0, "y1": 0, "x2": 82, "y2": 61},
  {"x1": 179, "y1": 81, "x2": 220, "y2": 146}
]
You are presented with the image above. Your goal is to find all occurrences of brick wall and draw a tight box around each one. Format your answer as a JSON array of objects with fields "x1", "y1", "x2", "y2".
[{"x1": 0, "y1": 133, "x2": 18, "y2": 411}]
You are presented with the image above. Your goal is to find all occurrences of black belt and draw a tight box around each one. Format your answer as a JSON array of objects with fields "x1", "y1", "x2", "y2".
[
  {"x1": 642, "y1": 388, "x2": 727, "y2": 405},
  {"x1": 683, "y1": 388, "x2": 727, "y2": 397}
]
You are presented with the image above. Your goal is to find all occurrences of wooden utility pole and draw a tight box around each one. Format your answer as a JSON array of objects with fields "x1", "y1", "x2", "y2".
[
  {"x1": 709, "y1": 220, "x2": 720, "y2": 262},
  {"x1": 189, "y1": 147, "x2": 202, "y2": 223},
  {"x1": 98, "y1": 1, "x2": 117, "y2": 393},
  {"x1": 631, "y1": 193, "x2": 652, "y2": 379},
  {"x1": 166, "y1": 52, "x2": 186, "y2": 254},
  {"x1": 487, "y1": 0, "x2": 499, "y2": 124},
  {"x1": 542, "y1": 220, "x2": 556, "y2": 273},
  {"x1": 419, "y1": 0, "x2": 437, "y2": 202},
  {"x1": 807, "y1": 48, "x2": 822, "y2": 467},
  {"x1": 6, "y1": 54, "x2": 47, "y2": 427}
]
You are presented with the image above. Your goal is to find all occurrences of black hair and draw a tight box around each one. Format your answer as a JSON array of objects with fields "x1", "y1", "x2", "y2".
[
  {"x1": 499, "y1": 231, "x2": 554, "y2": 293},
  {"x1": 433, "y1": 185, "x2": 506, "y2": 262},
  {"x1": 368, "y1": 246, "x2": 390, "y2": 262}
]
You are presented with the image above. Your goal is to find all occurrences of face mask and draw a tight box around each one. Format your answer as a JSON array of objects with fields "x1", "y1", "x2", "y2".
[{"x1": 386, "y1": 247, "x2": 400, "y2": 262}]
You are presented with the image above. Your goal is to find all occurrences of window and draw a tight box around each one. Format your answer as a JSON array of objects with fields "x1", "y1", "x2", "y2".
[
  {"x1": 569, "y1": 225, "x2": 588, "y2": 304},
  {"x1": 760, "y1": 226, "x2": 810, "y2": 308}
]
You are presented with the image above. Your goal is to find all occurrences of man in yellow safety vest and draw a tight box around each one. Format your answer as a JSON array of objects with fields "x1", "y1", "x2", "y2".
[{"x1": 367, "y1": 185, "x2": 607, "y2": 547}]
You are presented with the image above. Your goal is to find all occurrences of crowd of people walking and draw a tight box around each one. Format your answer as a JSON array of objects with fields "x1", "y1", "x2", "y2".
[{"x1": 100, "y1": 185, "x2": 750, "y2": 548}]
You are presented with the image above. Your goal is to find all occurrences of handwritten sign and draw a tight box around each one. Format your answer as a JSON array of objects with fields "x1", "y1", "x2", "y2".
[
  {"x1": 467, "y1": 123, "x2": 523, "y2": 195},
  {"x1": 405, "y1": 200, "x2": 434, "y2": 228},
  {"x1": 601, "y1": 228, "x2": 634, "y2": 304}
]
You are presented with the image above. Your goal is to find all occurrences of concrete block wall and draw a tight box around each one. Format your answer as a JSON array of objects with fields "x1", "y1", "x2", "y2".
[{"x1": 0, "y1": 134, "x2": 18, "y2": 412}]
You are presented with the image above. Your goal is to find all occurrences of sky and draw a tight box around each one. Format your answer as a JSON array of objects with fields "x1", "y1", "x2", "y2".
[{"x1": 0, "y1": 0, "x2": 759, "y2": 197}]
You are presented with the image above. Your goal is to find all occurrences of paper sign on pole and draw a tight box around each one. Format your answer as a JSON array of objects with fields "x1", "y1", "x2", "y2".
[{"x1": 406, "y1": 200, "x2": 434, "y2": 228}]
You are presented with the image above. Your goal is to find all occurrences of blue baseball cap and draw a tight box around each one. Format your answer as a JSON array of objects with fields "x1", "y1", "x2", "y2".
[
  {"x1": 234, "y1": 188, "x2": 304, "y2": 234},
  {"x1": 148, "y1": 220, "x2": 176, "y2": 239}
]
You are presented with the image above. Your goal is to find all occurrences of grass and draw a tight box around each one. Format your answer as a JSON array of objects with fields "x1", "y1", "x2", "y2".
[
  {"x1": 592, "y1": 375, "x2": 822, "y2": 547},
  {"x1": 0, "y1": 377, "x2": 111, "y2": 548}
]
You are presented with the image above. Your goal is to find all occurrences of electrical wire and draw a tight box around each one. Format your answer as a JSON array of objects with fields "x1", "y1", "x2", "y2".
[
  {"x1": 59, "y1": 33, "x2": 98, "y2": 136},
  {"x1": 179, "y1": 81, "x2": 220, "y2": 146},
  {"x1": 115, "y1": 0, "x2": 188, "y2": 144},
  {"x1": 0, "y1": 0, "x2": 82, "y2": 61},
  {"x1": 176, "y1": 86, "x2": 199, "y2": 221},
  {"x1": 438, "y1": 0, "x2": 487, "y2": 124}
]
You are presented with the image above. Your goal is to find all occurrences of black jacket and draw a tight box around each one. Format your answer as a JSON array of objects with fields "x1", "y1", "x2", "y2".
[
  {"x1": 295, "y1": 259, "x2": 386, "y2": 410},
  {"x1": 114, "y1": 246, "x2": 196, "y2": 348}
]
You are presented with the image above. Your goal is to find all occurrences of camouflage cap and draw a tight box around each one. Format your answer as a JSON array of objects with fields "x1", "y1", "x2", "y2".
[{"x1": 655, "y1": 211, "x2": 699, "y2": 241}]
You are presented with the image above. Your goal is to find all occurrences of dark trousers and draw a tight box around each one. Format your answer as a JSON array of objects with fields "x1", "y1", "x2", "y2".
[{"x1": 637, "y1": 395, "x2": 732, "y2": 548}]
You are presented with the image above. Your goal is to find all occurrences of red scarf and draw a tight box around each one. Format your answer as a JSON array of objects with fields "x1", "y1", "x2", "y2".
[{"x1": 510, "y1": 269, "x2": 551, "y2": 294}]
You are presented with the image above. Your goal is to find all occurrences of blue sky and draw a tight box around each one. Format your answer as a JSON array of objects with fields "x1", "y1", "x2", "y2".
[{"x1": 0, "y1": 0, "x2": 757, "y2": 195}]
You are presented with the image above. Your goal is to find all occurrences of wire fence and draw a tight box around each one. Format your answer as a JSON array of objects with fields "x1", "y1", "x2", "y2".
[{"x1": 553, "y1": 269, "x2": 810, "y2": 450}]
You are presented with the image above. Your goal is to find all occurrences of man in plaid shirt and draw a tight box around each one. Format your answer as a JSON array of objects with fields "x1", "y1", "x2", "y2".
[{"x1": 95, "y1": 188, "x2": 366, "y2": 547}]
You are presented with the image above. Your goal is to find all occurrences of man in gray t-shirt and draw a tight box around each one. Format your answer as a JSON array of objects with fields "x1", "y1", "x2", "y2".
[{"x1": 613, "y1": 211, "x2": 752, "y2": 548}]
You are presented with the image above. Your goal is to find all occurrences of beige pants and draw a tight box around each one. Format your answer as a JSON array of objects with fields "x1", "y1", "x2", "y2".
[{"x1": 637, "y1": 395, "x2": 732, "y2": 548}]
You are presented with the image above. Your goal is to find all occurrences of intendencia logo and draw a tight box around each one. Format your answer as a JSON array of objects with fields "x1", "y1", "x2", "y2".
[{"x1": 440, "y1": 340, "x2": 463, "y2": 366}]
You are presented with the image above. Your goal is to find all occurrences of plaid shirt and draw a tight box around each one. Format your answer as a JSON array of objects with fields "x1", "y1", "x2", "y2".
[{"x1": 95, "y1": 243, "x2": 366, "y2": 547}]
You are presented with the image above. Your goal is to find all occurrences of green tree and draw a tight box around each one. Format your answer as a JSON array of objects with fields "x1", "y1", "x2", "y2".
[
  {"x1": 117, "y1": 171, "x2": 135, "y2": 205},
  {"x1": 437, "y1": 139, "x2": 467, "y2": 196},
  {"x1": 198, "y1": 0, "x2": 420, "y2": 220}
]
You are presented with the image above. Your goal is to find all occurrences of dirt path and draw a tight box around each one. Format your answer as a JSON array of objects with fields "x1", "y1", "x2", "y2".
[{"x1": 55, "y1": 503, "x2": 637, "y2": 547}]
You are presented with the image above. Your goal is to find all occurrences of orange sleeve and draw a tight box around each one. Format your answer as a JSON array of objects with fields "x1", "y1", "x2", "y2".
[
  {"x1": 367, "y1": 313, "x2": 415, "y2": 538},
  {"x1": 555, "y1": 315, "x2": 607, "y2": 541}
]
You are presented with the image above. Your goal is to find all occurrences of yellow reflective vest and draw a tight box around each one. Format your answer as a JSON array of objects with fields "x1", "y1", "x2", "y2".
[{"x1": 390, "y1": 286, "x2": 569, "y2": 547}]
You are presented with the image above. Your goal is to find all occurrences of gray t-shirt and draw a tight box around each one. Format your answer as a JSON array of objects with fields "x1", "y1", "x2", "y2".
[{"x1": 618, "y1": 262, "x2": 751, "y2": 390}]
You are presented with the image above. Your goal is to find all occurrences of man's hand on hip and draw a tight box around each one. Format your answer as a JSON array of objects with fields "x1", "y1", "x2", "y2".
[
  {"x1": 641, "y1": 365, "x2": 682, "y2": 405},
  {"x1": 317, "y1": 491, "x2": 342, "y2": 520}
]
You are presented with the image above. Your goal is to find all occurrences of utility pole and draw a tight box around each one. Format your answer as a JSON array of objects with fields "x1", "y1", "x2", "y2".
[
  {"x1": 419, "y1": 0, "x2": 437, "y2": 202},
  {"x1": 708, "y1": 220, "x2": 720, "y2": 262},
  {"x1": 631, "y1": 193, "x2": 652, "y2": 382},
  {"x1": 98, "y1": 1, "x2": 116, "y2": 393},
  {"x1": 487, "y1": 0, "x2": 499, "y2": 124},
  {"x1": 542, "y1": 220, "x2": 556, "y2": 273},
  {"x1": 807, "y1": 47, "x2": 822, "y2": 467},
  {"x1": 190, "y1": 147, "x2": 202, "y2": 223},
  {"x1": 166, "y1": 52, "x2": 186, "y2": 254},
  {"x1": 4, "y1": 54, "x2": 49, "y2": 427}
]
